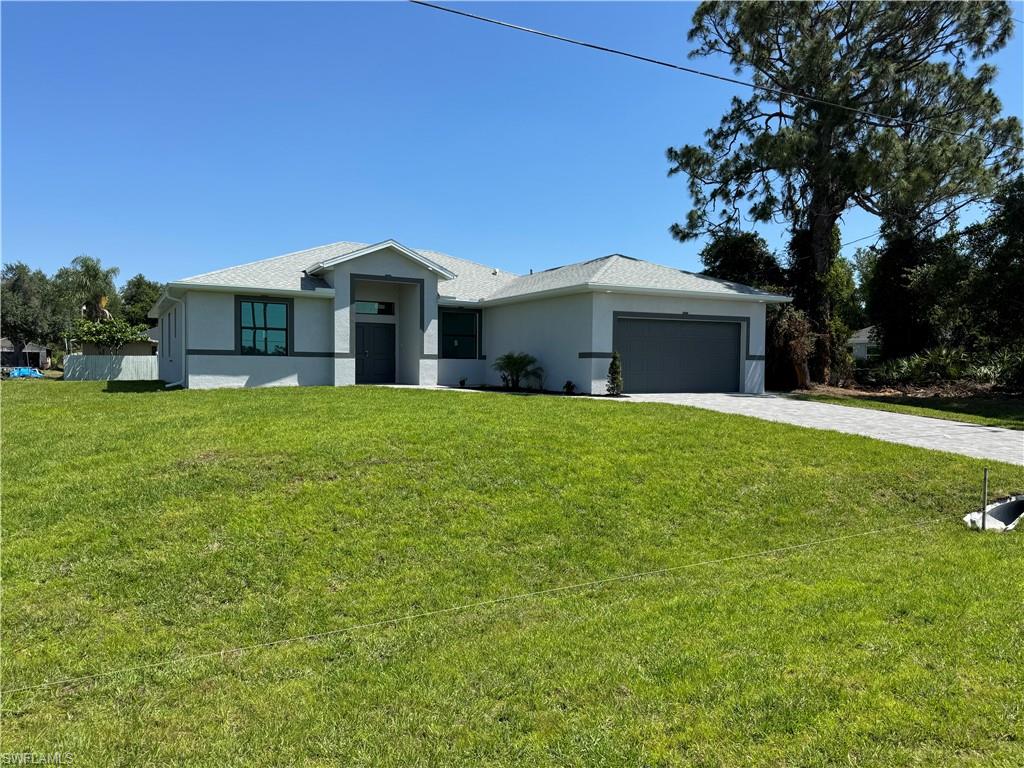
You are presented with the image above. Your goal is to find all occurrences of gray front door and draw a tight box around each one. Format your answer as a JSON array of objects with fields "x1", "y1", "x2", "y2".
[
  {"x1": 614, "y1": 318, "x2": 741, "y2": 393},
  {"x1": 356, "y1": 323, "x2": 396, "y2": 384}
]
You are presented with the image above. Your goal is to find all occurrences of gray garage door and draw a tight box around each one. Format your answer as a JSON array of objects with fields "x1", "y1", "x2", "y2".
[{"x1": 614, "y1": 318, "x2": 741, "y2": 393}]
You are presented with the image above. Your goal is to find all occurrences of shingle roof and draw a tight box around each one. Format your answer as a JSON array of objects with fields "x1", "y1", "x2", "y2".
[
  {"x1": 173, "y1": 243, "x2": 787, "y2": 303},
  {"x1": 486, "y1": 254, "x2": 785, "y2": 301}
]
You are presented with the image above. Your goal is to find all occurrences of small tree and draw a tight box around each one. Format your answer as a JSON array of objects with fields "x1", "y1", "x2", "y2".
[
  {"x1": 492, "y1": 352, "x2": 544, "y2": 390},
  {"x1": 74, "y1": 317, "x2": 149, "y2": 355},
  {"x1": 606, "y1": 352, "x2": 624, "y2": 396}
]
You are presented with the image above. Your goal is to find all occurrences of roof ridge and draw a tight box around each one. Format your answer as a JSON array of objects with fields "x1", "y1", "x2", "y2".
[
  {"x1": 414, "y1": 247, "x2": 516, "y2": 277},
  {"x1": 588, "y1": 254, "x2": 624, "y2": 283},
  {"x1": 179, "y1": 240, "x2": 366, "y2": 283}
]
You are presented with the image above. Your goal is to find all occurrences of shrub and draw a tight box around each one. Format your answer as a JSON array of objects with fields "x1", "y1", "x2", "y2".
[
  {"x1": 562, "y1": 380, "x2": 576, "y2": 395},
  {"x1": 606, "y1": 352, "x2": 623, "y2": 396},
  {"x1": 492, "y1": 352, "x2": 543, "y2": 390},
  {"x1": 74, "y1": 317, "x2": 149, "y2": 355}
]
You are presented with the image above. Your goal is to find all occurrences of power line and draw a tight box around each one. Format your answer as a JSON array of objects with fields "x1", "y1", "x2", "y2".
[
  {"x1": 2, "y1": 516, "x2": 945, "y2": 696},
  {"x1": 840, "y1": 232, "x2": 882, "y2": 248},
  {"x1": 410, "y1": 1, "x2": 1020, "y2": 152}
]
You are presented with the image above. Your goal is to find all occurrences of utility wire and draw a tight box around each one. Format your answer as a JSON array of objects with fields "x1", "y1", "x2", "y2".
[
  {"x1": 410, "y1": 1, "x2": 1020, "y2": 152},
  {"x1": 3, "y1": 516, "x2": 945, "y2": 697}
]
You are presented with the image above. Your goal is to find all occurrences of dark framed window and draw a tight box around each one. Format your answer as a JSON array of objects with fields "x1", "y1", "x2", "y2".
[
  {"x1": 354, "y1": 300, "x2": 395, "y2": 316},
  {"x1": 441, "y1": 309, "x2": 478, "y2": 359},
  {"x1": 240, "y1": 299, "x2": 289, "y2": 355}
]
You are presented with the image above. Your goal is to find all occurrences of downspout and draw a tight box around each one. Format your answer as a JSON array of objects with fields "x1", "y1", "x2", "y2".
[{"x1": 164, "y1": 294, "x2": 187, "y2": 389}]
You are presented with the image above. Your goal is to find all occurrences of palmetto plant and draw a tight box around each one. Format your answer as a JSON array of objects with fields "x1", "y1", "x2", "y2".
[{"x1": 493, "y1": 352, "x2": 543, "y2": 390}]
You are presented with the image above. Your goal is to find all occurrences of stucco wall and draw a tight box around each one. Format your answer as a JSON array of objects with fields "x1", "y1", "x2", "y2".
[
  {"x1": 590, "y1": 293, "x2": 768, "y2": 394},
  {"x1": 330, "y1": 247, "x2": 440, "y2": 386},
  {"x1": 187, "y1": 355, "x2": 332, "y2": 389},
  {"x1": 483, "y1": 293, "x2": 595, "y2": 392}
]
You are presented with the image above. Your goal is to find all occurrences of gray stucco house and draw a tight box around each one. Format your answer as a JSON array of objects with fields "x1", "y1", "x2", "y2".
[{"x1": 149, "y1": 239, "x2": 790, "y2": 394}]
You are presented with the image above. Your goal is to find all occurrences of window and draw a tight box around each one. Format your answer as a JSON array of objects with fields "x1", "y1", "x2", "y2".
[
  {"x1": 441, "y1": 310, "x2": 478, "y2": 359},
  {"x1": 354, "y1": 300, "x2": 395, "y2": 315},
  {"x1": 240, "y1": 299, "x2": 288, "y2": 355}
]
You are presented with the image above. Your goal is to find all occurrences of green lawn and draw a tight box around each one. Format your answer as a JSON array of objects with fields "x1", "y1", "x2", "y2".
[
  {"x1": 792, "y1": 391, "x2": 1024, "y2": 430},
  {"x1": 2, "y1": 381, "x2": 1023, "y2": 767}
]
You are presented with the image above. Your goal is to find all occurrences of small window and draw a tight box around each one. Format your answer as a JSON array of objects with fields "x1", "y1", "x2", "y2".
[
  {"x1": 240, "y1": 299, "x2": 289, "y2": 355},
  {"x1": 441, "y1": 310, "x2": 478, "y2": 359},
  {"x1": 354, "y1": 301, "x2": 395, "y2": 315}
]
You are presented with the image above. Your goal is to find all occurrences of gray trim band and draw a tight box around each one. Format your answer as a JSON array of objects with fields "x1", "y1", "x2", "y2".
[
  {"x1": 578, "y1": 352, "x2": 614, "y2": 359},
  {"x1": 189, "y1": 349, "x2": 351, "y2": 359}
]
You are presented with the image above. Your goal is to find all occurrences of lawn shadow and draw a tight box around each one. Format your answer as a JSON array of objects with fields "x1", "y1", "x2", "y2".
[{"x1": 102, "y1": 380, "x2": 172, "y2": 394}]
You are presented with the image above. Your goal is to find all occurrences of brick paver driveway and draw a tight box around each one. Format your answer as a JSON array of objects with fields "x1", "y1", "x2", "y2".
[{"x1": 621, "y1": 392, "x2": 1023, "y2": 466}]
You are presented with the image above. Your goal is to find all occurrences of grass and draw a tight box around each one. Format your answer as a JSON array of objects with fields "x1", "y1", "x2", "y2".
[
  {"x1": 2, "y1": 380, "x2": 1023, "y2": 767},
  {"x1": 791, "y1": 391, "x2": 1024, "y2": 430}
]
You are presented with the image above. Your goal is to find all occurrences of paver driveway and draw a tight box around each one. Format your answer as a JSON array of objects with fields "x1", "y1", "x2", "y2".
[{"x1": 620, "y1": 392, "x2": 1024, "y2": 466}]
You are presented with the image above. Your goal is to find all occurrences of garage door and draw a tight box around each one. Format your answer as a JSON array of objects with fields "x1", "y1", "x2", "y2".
[{"x1": 614, "y1": 318, "x2": 741, "y2": 393}]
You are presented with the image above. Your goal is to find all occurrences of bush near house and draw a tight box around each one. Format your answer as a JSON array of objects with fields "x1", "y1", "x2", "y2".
[
  {"x1": 606, "y1": 351, "x2": 623, "y2": 396},
  {"x1": 492, "y1": 352, "x2": 543, "y2": 390}
]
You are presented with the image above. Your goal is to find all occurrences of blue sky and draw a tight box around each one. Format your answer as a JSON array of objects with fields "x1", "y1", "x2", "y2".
[{"x1": 3, "y1": 1, "x2": 1022, "y2": 286}]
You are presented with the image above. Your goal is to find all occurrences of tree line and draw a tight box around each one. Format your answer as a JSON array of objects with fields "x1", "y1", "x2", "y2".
[
  {"x1": 697, "y1": 174, "x2": 1023, "y2": 390},
  {"x1": 671, "y1": 1, "x2": 1022, "y2": 387},
  {"x1": 1, "y1": 255, "x2": 163, "y2": 362}
]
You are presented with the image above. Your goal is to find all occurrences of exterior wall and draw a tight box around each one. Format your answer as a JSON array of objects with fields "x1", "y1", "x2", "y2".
[
  {"x1": 437, "y1": 358, "x2": 486, "y2": 388},
  {"x1": 157, "y1": 303, "x2": 184, "y2": 384},
  {"x1": 483, "y1": 293, "x2": 595, "y2": 392},
  {"x1": 329, "y1": 247, "x2": 440, "y2": 386},
  {"x1": 590, "y1": 293, "x2": 768, "y2": 394},
  {"x1": 64, "y1": 355, "x2": 159, "y2": 381},
  {"x1": 184, "y1": 290, "x2": 333, "y2": 389},
  {"x1": 187, "y1": 355, "x2": 332, "y2": 388}
]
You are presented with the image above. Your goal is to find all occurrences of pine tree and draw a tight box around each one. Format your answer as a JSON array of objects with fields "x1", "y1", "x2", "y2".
[{"x1": 606, "y1": 352, "x2": 623, "y2": 396}]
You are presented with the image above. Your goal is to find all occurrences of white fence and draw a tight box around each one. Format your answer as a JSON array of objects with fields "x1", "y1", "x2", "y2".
[{"x1": 63, "y1": 355, "x2": 159, "y2": 381}]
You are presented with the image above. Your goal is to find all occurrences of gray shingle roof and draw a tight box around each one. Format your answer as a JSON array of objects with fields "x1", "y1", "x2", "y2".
[
  {"x1": 486, "y1": 254, "x2": 786, "y2": 301},
  {"x1": 174, "y1": 243, "x2": 787, "y2": 303}
]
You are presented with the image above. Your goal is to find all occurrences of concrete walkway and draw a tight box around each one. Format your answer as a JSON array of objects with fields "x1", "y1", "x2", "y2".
[{"x1": 619, "y1": 392, "x2": 1023, "y2": 466}]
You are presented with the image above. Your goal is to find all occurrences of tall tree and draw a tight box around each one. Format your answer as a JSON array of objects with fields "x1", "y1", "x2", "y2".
[
  {"x1": 53, "y1": 255, "x2": 120, "y2": 321},
  {"x1": 667, "y1": 1, "x2": 1022, "y2": 378},
  {"x1": 698, "y1": 229, "x2": 785, "y2": 288},
  {"x1": 1, "y1": 263, "x2": 57, "y2": 363},
  {"x1": 120, "y1": 274, "x2": 164, "y2": 327}
]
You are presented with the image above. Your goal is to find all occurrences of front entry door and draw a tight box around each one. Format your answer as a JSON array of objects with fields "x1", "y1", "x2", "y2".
[{"x1": 355, "y1": 322, "x2": 396, "y2": 384}]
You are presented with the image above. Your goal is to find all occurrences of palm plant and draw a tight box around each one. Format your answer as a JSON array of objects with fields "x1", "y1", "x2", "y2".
[{"x1": 493, "y1": 352, "x2": 543, "y2": 390}]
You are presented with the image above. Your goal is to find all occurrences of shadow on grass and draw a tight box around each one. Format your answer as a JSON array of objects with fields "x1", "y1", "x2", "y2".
[{"x1": 102, "y1": 380, "x2": 174, "y2": 394}]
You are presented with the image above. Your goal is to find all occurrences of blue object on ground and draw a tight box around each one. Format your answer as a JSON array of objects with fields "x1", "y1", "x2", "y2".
[{"x1": 8, "y1": 367, "x2": 44, "y2": 378}]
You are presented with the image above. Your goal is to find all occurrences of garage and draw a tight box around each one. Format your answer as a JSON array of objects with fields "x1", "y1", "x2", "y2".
[{"x1": 614, "y1": 317, "x2": 741, "y2": 393}]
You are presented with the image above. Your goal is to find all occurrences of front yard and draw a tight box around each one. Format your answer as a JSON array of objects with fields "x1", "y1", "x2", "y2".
[{"x1": 2, "y1": 381, "x2": 1022, "y2": 766}]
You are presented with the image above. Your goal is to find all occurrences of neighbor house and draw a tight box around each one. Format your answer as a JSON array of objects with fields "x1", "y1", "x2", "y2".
[
  {"x1": 847, "y1": 326, "x2": 879, "y2": 362},
  {"x1": 148, "y1": 239, "x2": 790, "y2": 394}
]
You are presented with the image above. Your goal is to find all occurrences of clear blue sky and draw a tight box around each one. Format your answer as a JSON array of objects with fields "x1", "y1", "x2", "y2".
[{"x1": 3, "y1": 2, "x2": 1022, "y2": 286}]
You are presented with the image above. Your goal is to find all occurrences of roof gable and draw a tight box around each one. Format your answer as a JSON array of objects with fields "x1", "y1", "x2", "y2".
[{"x1": 305, "y1": 240, "x2": 456, "y2": 280}]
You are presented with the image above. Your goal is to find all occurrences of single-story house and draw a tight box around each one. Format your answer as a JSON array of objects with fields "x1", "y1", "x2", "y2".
[
  {"x1": 847, "y1": 326, "x2": 879, "y2": 361},
  {"x1": 1, "y1": 338, "x2": 51, "y2": 368},
  {"x1": 148, "y1": 239, "x2": 790, "y2": 394}
]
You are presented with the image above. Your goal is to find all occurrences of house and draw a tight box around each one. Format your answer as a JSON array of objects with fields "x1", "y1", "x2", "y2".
[
  {"x1": 148, "y1": 239, "x2": 790, "y2": 393},
  {"x1": 1, "y1": 338, "x2": 50, "y2": 369},
  {"x1": 847, "y1": 326, "x2": 878, "y2": 362}
]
